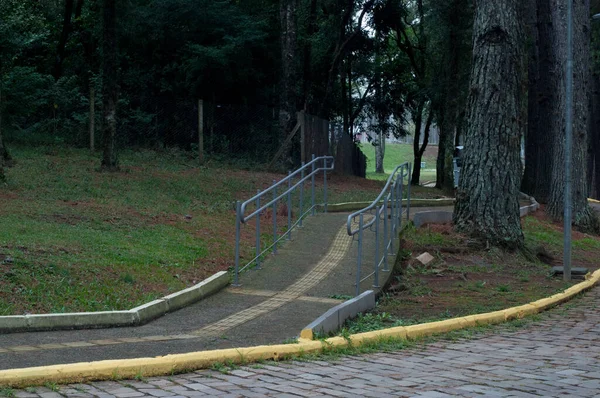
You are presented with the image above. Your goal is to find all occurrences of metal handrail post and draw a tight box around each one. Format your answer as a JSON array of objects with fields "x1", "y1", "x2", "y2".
[
  {"x1": 311, "y1": 154, "x2": 316, "y2": 215},
  {"x1": 255, "y1": 190, "x2": 261, "y2": 269},
  {"x1": 406, "y1": 164, "x2": 411, "y2": 222},
  {"x1": 373, "y1": 208, "x2": 380, "y2": 288},
  {"x1": 299, "y1": 162, "x2": 305, "y2": 227},
  {"x1": 356, "y1": 213, "x2": 364, "y2": 297},
  {"x1": 383, "y1": 195, "x2": 389, "y2": 270},
  {"x1": 233, "y1": 200, "x2": 241, "y2": 286},
  {"x1": 323, "y1": 158, "x2": 328, "y2": 213},
  {"x1": 287, "y1": 171, "x2": 292, "y2": 240},
  {"x1": 272, "y1": 180, "x2": 278, "y2": 254},
  {"x1": 390, "y1": 184, "x2": 395, "y2": 254},
  {"x1": 398, "y1": 181, "x2": 403, "y2": 231}
]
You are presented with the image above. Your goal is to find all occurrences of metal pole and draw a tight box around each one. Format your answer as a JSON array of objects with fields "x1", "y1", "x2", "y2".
[
  {"x1": 564, "y1": 0, "x2": 573, "y2": 281},
  {"x1": 398, "y1": 180, "x2": 403, "y2": 230},
  {"x1": 287, "y1": 171, "x2": 292, "y2": 240},
  {"x1": 255, "y1": 190, "x2": 261, "y2": 269},
  {"x1": 323, "y1": 158, "x2": 328, "y2": 213},
  {"x1": 299, "y1": 162, "x2": 305, "y2": 226},
  {"x1": 233, "y1": 201, "x2": 241, "y2": 286},
  {"x1": 272, "y1": 180, "x2": 278, "y2": 254},
  {"x1": 356, "y1": 213, "x2": 364, "y2": 297},
  {"x1": 373, "y1": 209, "x2": 380, "y2": 288},
  {"x1": 406, "y1": 164, "x2": 412, "y2": 222},
  {"x1": 311, "y1": 154, "x2": 316, "y2": 215},
  {"x1": 383, "y1": 195, "x2": 389, "y2": 270},
  {"x1": 390, "y1": 184, "x2": 395, "y2": 254}
]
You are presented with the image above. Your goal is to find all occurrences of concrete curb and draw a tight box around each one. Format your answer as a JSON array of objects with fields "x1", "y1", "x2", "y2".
[
  {"x1": 413, "y1": 193, "x2": 540, "y2": 228},
  {"x1": 0, "y1": 271, "x2": 229, "y2": 333},
  {"x1": 299, "y1": 291, "x2": 375, "y2": 340},
  {"x1": 1, "y1": 268, "x2": 598, "y2": 388},
  {"x1": 323, "y1": 198, "x2": 454, "y2": 213}
]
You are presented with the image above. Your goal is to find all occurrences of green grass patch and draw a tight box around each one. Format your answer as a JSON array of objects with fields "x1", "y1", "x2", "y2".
[
  {"x1": 0, "y1": 145, "x2": 383, "y2": 314},
  {"x1": 359, "y1": 143, "x2": 437, "y2": 182}
]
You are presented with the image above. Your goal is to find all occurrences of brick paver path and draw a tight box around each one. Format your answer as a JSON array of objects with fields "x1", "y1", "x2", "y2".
[{"x1": 10, "y1": 287, "x2": 600, "y2": 397}]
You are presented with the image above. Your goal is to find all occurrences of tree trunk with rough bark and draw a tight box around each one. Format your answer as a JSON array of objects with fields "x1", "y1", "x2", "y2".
[
  {"x1": 101, "y1": 0, "x2": 118, "y2": 171},
  {"x1": 546, "y1": 0, "x2": 598, "y2": 231},
  {"x1": 279, "y1": 0, "x2": 298, "y2": 147},
  {"x1": 590, "y1": 73, "x2": 600, "y2": 199},
  {"x1": 521, "y1": 0, "x2": 554, "y2": 202},
  {"x1": 453, "y1": 0, "x2": 525, "y2": 249}
]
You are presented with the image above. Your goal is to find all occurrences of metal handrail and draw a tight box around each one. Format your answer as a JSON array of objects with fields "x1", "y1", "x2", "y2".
[
  {"x1": 233, "y1": 155, "x2": 334, "y2": 286},
  {"x1": 347, "y1": 162, "x2": 411, "y2": 296}
]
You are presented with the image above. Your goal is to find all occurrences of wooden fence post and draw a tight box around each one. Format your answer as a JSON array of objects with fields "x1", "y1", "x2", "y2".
[
  {"x1": 299, "y1": 111, "x2": 306, "y2": 163},
  {"x1": 198, "y1": 99, "x2": 204, "y2": 164}
]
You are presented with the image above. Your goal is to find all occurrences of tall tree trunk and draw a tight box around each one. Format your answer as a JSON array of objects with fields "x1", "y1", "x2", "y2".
[
  {"x1": 279, "y1": 0, "x2": 298, "y2": 147},
  {"x1": 89, "y1": 84, "x2": 95, "y2": 151},
  {"x1": 453, "y1": 0, "x2": 525, "y2": 249},
  {"x1": 53, "y1": 0, "x2": 75, "y2": 80},
  {"x1": 546, "y1": 0, "x2": 598, "y2": 231},
  {"x1": 521, "y1": 0, "x2": 554, "y2": 202},
  {"x1": 590, "y1": 73, "x2": 600, "y2": 199},
  {"x1": 101, "y1": 0, "x2": 118, "y2": 171},
  {"x1": 412, "y1": 104, "x2": 433, "y2": 185},
  {"x1": 0, "y1": 84, "x2": 5, "y2": 182},
  {"x1": 301, "y1": 0, "x2": 317, "y2": 112},
  {"x1": 435, "y1": 1, "x2": 463, "y2": 192},
  {"x1": 375, "y1": 131, "x2": 385, "y2": 174}
]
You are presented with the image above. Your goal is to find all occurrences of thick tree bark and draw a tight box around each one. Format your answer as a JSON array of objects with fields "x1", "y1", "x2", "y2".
[
  {"x1": 546, "y1": 0, "x2": 598, "y2": 231},
  {"x1": 590, "y1": 74, "x2": 600, "y2": 199},
  {"x1": 453, "y1": 0, "x2": 525, "y2": 249},
  {"x1": 101, "y1": 0, "x2": 118, "y2": 171},
  {"x1": 279, "y1": 0, "x2": 298, "y2": 144},
  {"x1": 521, "y1": 0, "x2": 554, "y2": 202}
]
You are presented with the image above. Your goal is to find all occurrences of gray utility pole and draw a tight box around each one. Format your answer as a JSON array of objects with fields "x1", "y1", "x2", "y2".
[{"x1": 563, "y1": 0, "x2": 573, "y2": 282}]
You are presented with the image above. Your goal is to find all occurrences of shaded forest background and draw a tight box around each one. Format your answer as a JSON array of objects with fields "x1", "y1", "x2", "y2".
[{"x1": 2, "y1": 0, "x2": 600, "y2": 205}]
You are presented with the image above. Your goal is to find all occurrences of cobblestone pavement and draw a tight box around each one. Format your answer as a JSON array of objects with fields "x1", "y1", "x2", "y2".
[{"x1": 8, "y1": 287, "x2": 600, "y2": 397}]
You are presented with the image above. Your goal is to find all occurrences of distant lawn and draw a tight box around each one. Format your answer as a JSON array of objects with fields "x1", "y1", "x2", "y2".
[
  {"x1": 359, "y1": 142, "x2": 437, "y2": 183},
  {"x1": 0, "y1": 146, "x2": 384, "y2": 314}
]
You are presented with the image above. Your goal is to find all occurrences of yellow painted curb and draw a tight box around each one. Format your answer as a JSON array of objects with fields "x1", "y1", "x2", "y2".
[
  {"x1": 588, "y1": 198, "x2": 600, "y2": 204},
  {"x1": 0, "y1": 270, "x2": 599, "y2": 388}
]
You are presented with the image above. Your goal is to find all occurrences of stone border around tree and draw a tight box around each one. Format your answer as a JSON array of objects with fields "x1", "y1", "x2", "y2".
[
  {"x1": 0, "y1": 271, "x2": 229, "y2": 333},
  {"x1": 413, "y1": 192, "x2": 539, "y2": 228}
]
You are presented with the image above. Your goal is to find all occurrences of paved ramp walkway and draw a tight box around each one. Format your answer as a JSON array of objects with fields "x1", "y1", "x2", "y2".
[
  {"x1": 0, "y1": 211, "x2": 398, "y2": 370},
  {"x1": 7, "y1": 281, "x2": 600, "y2": 396}
]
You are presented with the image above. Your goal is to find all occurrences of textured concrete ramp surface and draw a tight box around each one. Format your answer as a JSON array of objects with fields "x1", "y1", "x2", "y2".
[{"x1": 0, "y1": 212, "x2": 388, "y2": 370}]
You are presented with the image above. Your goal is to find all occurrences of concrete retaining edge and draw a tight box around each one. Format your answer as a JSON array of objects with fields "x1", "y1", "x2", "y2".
[
  {"x1": 299, "y1": 291, "x2": 375, "y2": 340},
  {"x1": 0, "y1": 271, "x2": 229, "y2": 333},
  {"x1": 321, "y1": 198, "x2": 454, "y2": 213},
  {"x1": 413, "y1": 193, "x2": 540, "y2": 228},
  {"x1": 1, "y1": 268, "x2": 598, "y2": 388}
]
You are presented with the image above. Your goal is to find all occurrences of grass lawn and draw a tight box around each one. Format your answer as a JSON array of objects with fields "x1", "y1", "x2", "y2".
[
  {"x1": 359, "y1": 142, "x2": 438, "y2": 183},
  {"x1": 0, "y1": 146, "x2": 385, "y2": 314}
]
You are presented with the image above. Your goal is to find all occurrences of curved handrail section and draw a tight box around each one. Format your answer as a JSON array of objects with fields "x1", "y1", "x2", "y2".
[{"x1": 347, "y1": 162, "x2": 411, "y2": 296}]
